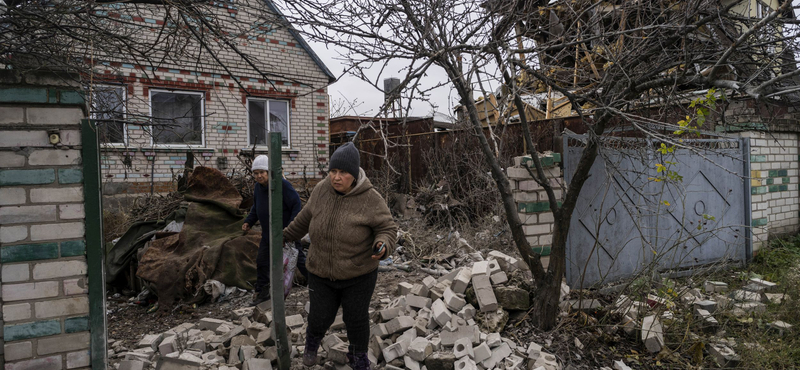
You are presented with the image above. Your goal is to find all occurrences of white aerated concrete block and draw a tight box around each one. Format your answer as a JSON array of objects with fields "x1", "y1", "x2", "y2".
[
  {"x1": 503, "y1": 354, "x2": 524, "y2": 370},
  {"x1": 431, "y1": 299, "x2": 452, "y2": 327},
  {"x1": 472, "y1": 261, "x2": 489, "y2": 276},
  {"x1": 481, "y1": 342, "x2": 511, "y2": 369},
  {"x1": 455, "y1": 356, "x2": 478, "y2": 370},
  {"x1": 451, "y1": 268, "x2": 473, "y2": 294},
  {"x1": 398, "y1": 282, "x2": 414, "y2": 295},
  {"x1": 472, "y1": 342, "x2": 492, "y2": 363},
  {"x1": 471, "y1": 274, "x2": 498, "y2": 312},
  {"x1": 453, "y1": 337, "x2": 473, "y2": 359},
  {"x1": 444, "y1": 287, "x2": 467, "y2": 312},
  {"x1": 407, "y1": 337, "x2": 432, "y2": 362},
  {"x1": 382, "y1": 340, "x2": 410, "y2": 363},
  {"x1": 641, "y1": 315, "x2": 664, "y2": 353}
]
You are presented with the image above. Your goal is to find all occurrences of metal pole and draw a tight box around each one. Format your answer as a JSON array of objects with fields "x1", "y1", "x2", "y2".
[
  {"x1": 268, "y1": 132, "x2": 290, "y2": 369},
  {"x1": 81, "y1": 119, "x2": 108, "y2": 369}
]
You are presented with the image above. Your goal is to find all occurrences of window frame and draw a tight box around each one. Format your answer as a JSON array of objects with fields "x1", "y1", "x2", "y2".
[
  {"x1": 91, "y1": 84, "x2": 127, "y2": 146},
  {"x1": 148, "y1": 88, "x2": 206, "y2": 148},
  {"x1": 246, "y1": 97, "x2": 292, "y2": 148}
]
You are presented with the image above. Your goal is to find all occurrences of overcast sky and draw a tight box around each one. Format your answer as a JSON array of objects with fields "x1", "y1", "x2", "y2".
[{"x1": 307, "y1": 40, "x2": 459, "y2": 119}]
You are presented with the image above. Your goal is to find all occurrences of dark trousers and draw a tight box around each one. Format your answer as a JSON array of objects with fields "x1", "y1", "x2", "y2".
[
  {"x1": 256, "y1": 241, "x2": 307, "y2": 292},
  {"x1": 306, "y1": 269, "x2": 378, "y2": 353}
]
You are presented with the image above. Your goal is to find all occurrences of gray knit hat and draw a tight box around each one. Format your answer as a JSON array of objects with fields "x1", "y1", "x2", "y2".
[
  {"x1": 329, "y1": 142, "x2": 360, "y2": 179},
  {"x1": 252, "y1": 155, "x2": 269, "y2": 171}
]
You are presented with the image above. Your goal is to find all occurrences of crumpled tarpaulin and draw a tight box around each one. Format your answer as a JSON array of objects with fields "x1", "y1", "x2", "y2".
[
  {"x1": 135, "y1": 167, "x2": 261, "y2": 310},
  {"x1": 105, "y1": 206, "x2": 187, "y2": 286}
]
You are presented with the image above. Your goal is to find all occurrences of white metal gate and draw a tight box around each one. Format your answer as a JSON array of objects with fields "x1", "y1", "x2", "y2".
[{"x1": 563, "y1": 135, "x2": 751, "y2": 288}]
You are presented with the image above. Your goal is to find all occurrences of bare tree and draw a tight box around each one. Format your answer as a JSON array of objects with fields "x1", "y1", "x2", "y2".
[
  {"x1": 0, "y1": 0, "x2": 329, "y2": 141},
  {"x1": 281, "y1": 0, "x2": 800, "y2": 329}
]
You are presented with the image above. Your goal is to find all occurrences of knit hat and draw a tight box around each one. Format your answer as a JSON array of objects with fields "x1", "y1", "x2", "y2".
[
  {"x1": 252, "y1": 155, "x2": 269, "y2": 171},
  {"x1": 329, "y1": 142, "x2": 360, "y2": 179}
]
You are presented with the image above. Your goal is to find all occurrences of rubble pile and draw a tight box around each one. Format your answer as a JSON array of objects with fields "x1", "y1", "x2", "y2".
[
  {"x1": 599, "y1": 275, "x2": 792, "y2": 368},
  {"x1": 108, "y1": 250, "x2": 792, "y2": 370},
  {"x1": 109, "y1": 250, "x2": 570, "y2": 370}
]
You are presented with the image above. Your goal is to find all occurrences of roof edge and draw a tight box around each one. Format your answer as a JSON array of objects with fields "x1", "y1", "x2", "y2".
[{"x1": 263, "y1": 0, "x2": 337, "y2": 84}]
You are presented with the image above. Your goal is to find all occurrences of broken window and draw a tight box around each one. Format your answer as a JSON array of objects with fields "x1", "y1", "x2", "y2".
[
  {"x1": 91, "y1": 85, "x2": 126, "y2": 144},
  {"x1": 247, "y1": 98, "x2": 290, "y2": 147},
  {"x1": 150, "y1": 90, "x2": 204, "y2": 145}
]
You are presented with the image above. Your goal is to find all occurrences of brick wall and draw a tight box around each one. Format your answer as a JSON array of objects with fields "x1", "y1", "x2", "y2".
[
  {"x1": 93, "y1": 0, "x2": 332, "y2": 194},
  {"x1": 739, "y1": 131, "x2": 800, "y2": 251},
  {"x1": 507, "y1": 154, "x2": 564, "y2": 269},
  {"x1": 1, "y1": 73, "x2": 93, "y2": 369}
]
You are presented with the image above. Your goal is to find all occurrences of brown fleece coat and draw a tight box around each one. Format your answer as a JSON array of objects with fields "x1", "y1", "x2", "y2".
[{"x1": 283, "y1": 168, "x2": 397, "y2": 281}]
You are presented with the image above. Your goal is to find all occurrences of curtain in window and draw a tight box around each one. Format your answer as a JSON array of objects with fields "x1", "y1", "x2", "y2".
[{"x1": 152, "y1": 92, "x2": 203, "y2": 144}]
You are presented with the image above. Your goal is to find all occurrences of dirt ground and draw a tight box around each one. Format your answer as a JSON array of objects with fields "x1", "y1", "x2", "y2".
[
  {"x1": 107, "y1": 266, "x2": 434, "y2": 366},
  {"x1": 107, "y1": 260, "x2": 645, "y2": 370}
]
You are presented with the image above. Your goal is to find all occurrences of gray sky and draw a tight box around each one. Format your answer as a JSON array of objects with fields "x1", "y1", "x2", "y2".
[{"x1": 307, "y1": 40, "x2": 458, "y2": 118}]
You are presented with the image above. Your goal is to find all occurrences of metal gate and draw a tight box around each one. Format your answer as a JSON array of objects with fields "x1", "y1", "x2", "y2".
[{"x1": 563, "y1": 135, "x2": 751, "y2": 288}]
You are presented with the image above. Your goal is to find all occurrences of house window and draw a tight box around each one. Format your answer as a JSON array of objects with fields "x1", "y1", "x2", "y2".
[
  {"x1": 248, "y1": 98, "x2": 290, "y2": 146},
  {"x1": 91, "y1": 85, "x2": 126, "y2": 144},
  {"x1": 150, "y1": 90, "x2": 204, "y2": 145}
]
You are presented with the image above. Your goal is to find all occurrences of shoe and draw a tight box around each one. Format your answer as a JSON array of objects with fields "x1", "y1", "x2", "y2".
[
  {"x1": 249, "y1": 289, "x2": 270, "y2": 307},
  {"x1": 303, "y1": 334, "x2": 323, "y2": 366},
  {"x1": 350, "y1": 352, "x2": 371, "y2": 370}
]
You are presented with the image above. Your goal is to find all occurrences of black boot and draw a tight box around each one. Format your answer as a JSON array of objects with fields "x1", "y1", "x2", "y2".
[
  {"x1": 303, "y1": 333, "x2": 323, "y2": 366},
  {"x1": 249, "y1": 288, "x2": 270, "y2": 307},
  {"x1": 351, "y1": 352, "x2": 371, "y2": 370}
]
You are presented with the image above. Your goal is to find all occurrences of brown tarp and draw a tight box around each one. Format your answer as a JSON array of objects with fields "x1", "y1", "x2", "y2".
[{"x1": 136, "y1": 167, "x2": 260, "y2": 310}]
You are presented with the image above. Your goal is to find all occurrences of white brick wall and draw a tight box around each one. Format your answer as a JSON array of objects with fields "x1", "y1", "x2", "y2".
[
  {"x1": 738, "y1": 131, "x2": 800, "y2": 252},
  {"x1": 1, "y1": 90, "x2": 93, "y2": 369}
]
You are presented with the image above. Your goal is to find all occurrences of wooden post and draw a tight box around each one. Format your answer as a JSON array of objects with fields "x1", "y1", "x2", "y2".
[{"x1": 268, "y1": 132, "x2": 290, "y2": 369}]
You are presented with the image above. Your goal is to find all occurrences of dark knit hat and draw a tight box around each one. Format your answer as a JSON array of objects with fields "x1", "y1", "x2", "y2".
[{"x1": 329, "y1": 142, "x2": 360, "y2": 179}]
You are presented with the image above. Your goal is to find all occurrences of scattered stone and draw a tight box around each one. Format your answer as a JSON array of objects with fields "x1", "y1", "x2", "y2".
[
  {"x1": 570, "y1": 299, "x2": 602, "y2": 313},
  {"x1": 531, "y1": 351, "x2": 560, "y2": 370},
  {"x1": 707, "y1": 343, "x2": 740, "y2": 368},
  {"x1": 407, "y1": 337, "x2": 433, "y2": 362},
  {"x1": 704, "y1": 281, "x2": 728, "y2": 294},
  {"x1": 481, "y1": 342, "x2": 512, "y2": 369},
  {"x1": 641, "y1": 315, "x2": 664, "y2": 353},
  {"x1": 455, "y1": 356, "x2": 478, "y2": 370},
  {"x1": 735, "y1": 301, "x2": 766, "y2": 314},
  {"x1": 768, "y1": 321, "x2": 792, "y2": 335},
  {"x1": 119, "y1": 360, "x2": 145, "y2": 370},
  {"x1": 471, "y1": 274, "x2": 498, "y2": 312},
  {"x1": 494, "y1": 286, "x2": 530, "y2": 310},
  {"x1": 765, "y1": 293, "x2": 786, "y2": 305},
  {"x1": 730, "y1": 289, "x2": 764, "y2": 303},
  {"x1": 137, "y1": 334, "x2": 163, "y2": 351},
  {"x1": 749, "y1": 278, "x2": 777, "y2": 291},
  {"x1": 476, "y1": 307, "x2": 509, "y2": 333},
  {"x1": 612, "y1": 359, "x2": 631, "y2": 370},
  {"x1": 425, "y1": 352, "x2": 457, "y2": 370}
]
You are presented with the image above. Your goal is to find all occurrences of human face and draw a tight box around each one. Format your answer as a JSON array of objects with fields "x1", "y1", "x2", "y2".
[
  {"x1": 329, "y1": 168, "x2": 355, "y2": 193},
  {"x1": 253, "y1": 169, "x2": 269, "y2": 186}
]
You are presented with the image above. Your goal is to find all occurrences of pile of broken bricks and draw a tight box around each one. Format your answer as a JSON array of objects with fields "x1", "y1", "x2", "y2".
[
  {"x1": 110, "y1": 253, "x2": 793, "y2": 370},
  {"x1": 110, "y1": 250, "x2": 568, "y2": 370},
  {"x1": 597, "y1": 276, "x2": 793, "y2": 368}
]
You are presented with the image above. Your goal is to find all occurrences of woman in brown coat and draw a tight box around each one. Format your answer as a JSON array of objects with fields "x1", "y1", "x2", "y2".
[{"x1": 283, "y1": 142, "x2": 397, "y2": 370}]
